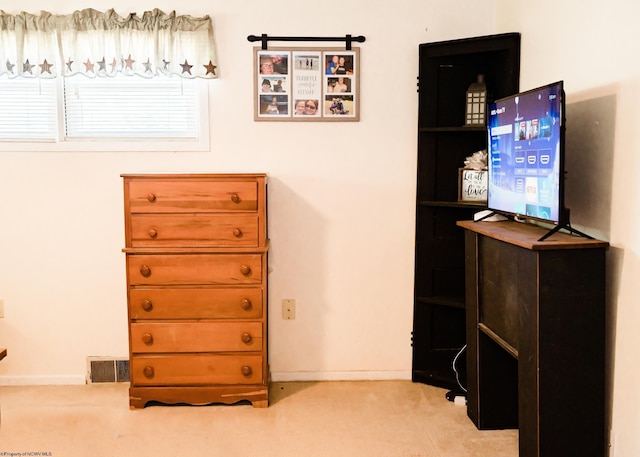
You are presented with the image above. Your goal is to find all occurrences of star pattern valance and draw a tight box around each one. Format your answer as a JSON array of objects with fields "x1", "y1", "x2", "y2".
[{"x1": 0, "y1": 8, "x2": 218, "y2": 79}]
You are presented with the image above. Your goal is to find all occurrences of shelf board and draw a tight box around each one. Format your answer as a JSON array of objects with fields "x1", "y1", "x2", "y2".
[
  {"x1": 417, "y1": 200, "x2": 486, "y2": 209},
  {"x1": 416, "y1": 295, "x2": 465, "y2": 309},
  {"x1": 412, "y1": 369, "x2": 465, "y2": 392},
  {"x1": 419, "y1": 126, "x2": 486, "y2": 133}
]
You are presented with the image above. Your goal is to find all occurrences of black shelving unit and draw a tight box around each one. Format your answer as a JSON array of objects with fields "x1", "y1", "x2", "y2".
[{"x1": 412, "y1": 33, "x2": 521, "y2": 391}]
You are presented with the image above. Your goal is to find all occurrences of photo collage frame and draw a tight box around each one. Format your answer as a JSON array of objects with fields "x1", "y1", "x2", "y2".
[{"x1": 254, "y1": 47, "x2": 359, "y2": 121}]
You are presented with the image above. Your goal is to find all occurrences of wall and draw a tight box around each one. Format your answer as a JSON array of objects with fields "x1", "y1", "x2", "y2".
[
  {"x1": 0, "y1": 0, "x2": 494, "y2": 383},
  {"x1": 495, "y1": 1, "x2": 640, "y2": 456},
  {"x1": 3, "y1": 1, "x2": 635, "y2": 455}
]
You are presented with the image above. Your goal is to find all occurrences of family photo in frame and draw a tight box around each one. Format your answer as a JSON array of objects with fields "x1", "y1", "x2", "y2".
[{"x1": 254, "y1": 47, "x2": 359, "y2": 121}]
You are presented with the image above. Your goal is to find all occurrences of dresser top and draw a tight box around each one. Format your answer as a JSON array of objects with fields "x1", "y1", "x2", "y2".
[{"x1": 121, "y1": 173, "x2": 267, "y2": 179}]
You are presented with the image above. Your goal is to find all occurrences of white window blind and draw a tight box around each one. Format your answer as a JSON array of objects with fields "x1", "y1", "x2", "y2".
[
  {"x1": 63, "y1": 75, "x2": 199, "y2": 139},
  {"x1": 0, "y1": 76, "x2": 58, "y2": 141}
]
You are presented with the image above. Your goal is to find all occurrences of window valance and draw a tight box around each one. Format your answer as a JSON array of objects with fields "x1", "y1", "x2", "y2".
[{"x1": 0, "y1": 8, "x2": 218, "y2": 79}]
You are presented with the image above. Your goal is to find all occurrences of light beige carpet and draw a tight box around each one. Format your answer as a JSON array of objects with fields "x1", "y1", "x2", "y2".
[{"x1": 0, "y1": 381, "x2": 517, "y2": 457}]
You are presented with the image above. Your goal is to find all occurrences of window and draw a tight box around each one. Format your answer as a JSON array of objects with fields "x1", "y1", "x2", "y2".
[
  {"x1": 64, "y1": 75, "x2": 202, "y2": 139},
  {"x1": 0, "y1": 77, "x2": 58, "y2": 141},
  {"x1": 0, "y1": 8, "x2": 217, "y2": 152},
  {"x1": 0, "y1": 75, "x2": 208, "y2": 151}
]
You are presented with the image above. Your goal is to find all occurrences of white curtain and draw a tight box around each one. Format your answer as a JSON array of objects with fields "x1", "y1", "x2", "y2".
[
  {"x1": 0, "y1": 8, "x2": 218, "y2": 79},
  {"x1": 0, "y1": 11, "x2": 58, "y2": 78}
]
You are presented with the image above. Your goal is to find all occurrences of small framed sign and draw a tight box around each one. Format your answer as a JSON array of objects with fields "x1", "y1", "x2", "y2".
[{"x1": 458, "y1": 168, "x2": 488, "y2": 203}]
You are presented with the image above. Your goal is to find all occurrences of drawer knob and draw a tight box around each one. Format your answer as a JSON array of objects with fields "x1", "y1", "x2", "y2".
[
  {"x1": 140, "y1": 264, "x2": 151, "y2": 277},
  {"x1": 142, "y1": 333, "x2": 154, "y2": 344},
  {"x1": 143, "y1": 366, "x2": 155, "y2": 378},
  {"x1": 147, "y1": 193, "x2": 157, "y2": 202},
  {"x1": 241, "y1": 365, "x2": 252, "y2": 377},
  {"x1": 233, "y1": 228, "x2": 243, "y2": 238},
  {"x1": 240, "y1": 298, "x2": 252, "y2": 310},
  {"x1": 141, "y1": 299, "x2": 153, "y2": 311},
  {"x1": 241, "y1": 332, "x2": 253, "y2": 344},
  {"x1": 240, "y1": 264, "x2": 251, "y2": 276},
  {"x1": 231, "y1": 193, "x2": 241, "y2": 204},
  {"x1": 148, "y1": 229, "x2": 158, "y2": 238}
]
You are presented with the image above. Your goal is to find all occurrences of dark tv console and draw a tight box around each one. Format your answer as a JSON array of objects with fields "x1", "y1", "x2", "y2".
[{"x1": 458, "y1": 220, "x2": 608, "y2": 457}]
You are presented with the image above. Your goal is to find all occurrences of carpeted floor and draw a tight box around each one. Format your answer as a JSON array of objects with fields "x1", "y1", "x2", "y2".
[{"x1": 0, "y1": 380, "x2": 517, "y2": 457}]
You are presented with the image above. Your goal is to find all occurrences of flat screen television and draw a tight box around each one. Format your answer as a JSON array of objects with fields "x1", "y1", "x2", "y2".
[{"x1": 486, "y1": 81, "x2": 590, "y2": 240}]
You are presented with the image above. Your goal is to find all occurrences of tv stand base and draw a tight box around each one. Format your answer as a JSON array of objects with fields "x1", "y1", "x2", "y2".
[{"x1": 539, "y1": 223, "x2": 594, "y2": 241}]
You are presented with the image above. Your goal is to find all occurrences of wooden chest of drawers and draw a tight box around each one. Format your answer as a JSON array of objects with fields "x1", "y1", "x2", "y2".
[{"x1": 122, "y1": 174, "x2": 269, "y2": 408}]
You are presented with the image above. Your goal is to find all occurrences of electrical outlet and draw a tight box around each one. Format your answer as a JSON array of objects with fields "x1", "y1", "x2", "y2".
[
  {"x1": 282, "y1": 299, "x2": 296, "y2": 320},
  {"x1": 0, "y1": 298, "x2": 4, "y2": 318}
]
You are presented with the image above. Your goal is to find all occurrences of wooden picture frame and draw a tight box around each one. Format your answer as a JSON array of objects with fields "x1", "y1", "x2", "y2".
[
  {"x1": 254, "y1": 47, "x2": 360, "y2": 122},
  {"x1": 458, "y1": 168, "x2": 488, "y2": 203}
]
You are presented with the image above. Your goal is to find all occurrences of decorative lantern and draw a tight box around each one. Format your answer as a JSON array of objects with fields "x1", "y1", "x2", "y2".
[{"x1": 465, "y1": 74, "x2": 487, "y2": 127}]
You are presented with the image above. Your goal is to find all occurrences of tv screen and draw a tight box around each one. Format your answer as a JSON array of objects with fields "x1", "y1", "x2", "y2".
[{"x1": 487, "y1": 81, "x2": 565, "y2": 224}]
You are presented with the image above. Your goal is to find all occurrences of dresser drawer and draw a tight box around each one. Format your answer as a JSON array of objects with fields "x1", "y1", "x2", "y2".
[
  {"x1": 129, "y1": 288, "x2": 263, "y2": 320},
  {"x1": 131, "y1": 322, "x2": 263, "y2": 353},
  {"x1": 127, "y1": 254, "x2": 263, "y2": 285},
  {"x1": 128, "y1": 180, "x2": 258, "y2": 213},
  {"x1": 129, "y1": 214, "x2": 260, "y2": 248},
  {"x1": 131, "y1": 354, "x2": 264, "y2": 386}
]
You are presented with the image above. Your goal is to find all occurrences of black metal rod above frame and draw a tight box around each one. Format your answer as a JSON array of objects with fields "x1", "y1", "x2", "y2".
[{"x1": 247, "y1": 34, "x2": 366, "y2": 50}]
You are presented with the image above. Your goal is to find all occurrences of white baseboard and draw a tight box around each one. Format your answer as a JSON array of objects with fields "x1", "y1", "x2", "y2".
[
  {"x1": 271, "y1": 370, "x2": 412, "y2": 382},
  {"x1": 0, "y1": 375, "x2": 86, "y2": 386}
]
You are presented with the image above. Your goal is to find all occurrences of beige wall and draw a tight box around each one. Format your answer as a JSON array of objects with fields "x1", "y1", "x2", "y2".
[
  {"x1": 495, "y1": 2, "x2": 640, "y2": 456},
  {"x1": 2, "y1": 0, "x2": 637, "y2": 455},
  {"x1": 0, "y1": 0, "x2": 494, "y2": 383}
]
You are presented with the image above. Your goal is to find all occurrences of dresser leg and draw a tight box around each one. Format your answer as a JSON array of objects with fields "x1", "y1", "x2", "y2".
[
  {"x1": 252, "y1": 399, "x2": 268, "y2": 408},
  {"x1": 129, "y1": 395, "x2": 148, "y2": 409}
]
